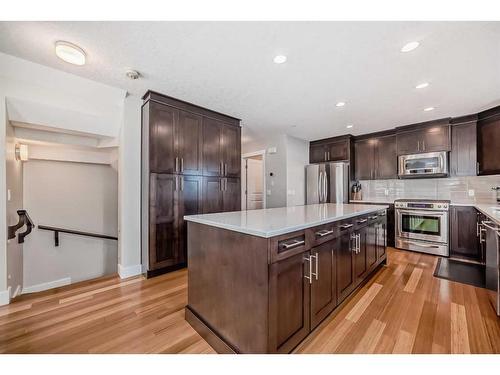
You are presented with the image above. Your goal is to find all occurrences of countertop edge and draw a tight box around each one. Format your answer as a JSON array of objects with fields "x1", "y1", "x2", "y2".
[{"x1": 185, "y1": 205, "x2": 389, "y2": 238}]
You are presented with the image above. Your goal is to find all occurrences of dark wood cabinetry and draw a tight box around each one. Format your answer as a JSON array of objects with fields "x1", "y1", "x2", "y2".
[
  {"x1": 142, "y1": 91, "x2": 241, "y2": 276},
  {"x1": 269, "y1": 251, "x2": 311, "y2": 353},
  {"x1": 187, "y1": 209, "x2": 388, "y2": 353},
  {"x1": 450, "y1": 116, "x2": 477, "y2": 177},
  {"x1": 310, "y1": 240, "x2": 337, "y2": 329},
  {"x1": 396, "y1": 120, "x2": 451, "y2": 155},
  {"x1": 354, "y1": 133, "x2": 397, "y2": 180},
  {"x1": 309, "y1": 136, "x2": 352, "y2": 163},
  {"x1": 478, "y1": 106, "x2": 500, "y2": 175},
  {"x1": 450, "y1": 205, "x2": 481, "y2": 261}
]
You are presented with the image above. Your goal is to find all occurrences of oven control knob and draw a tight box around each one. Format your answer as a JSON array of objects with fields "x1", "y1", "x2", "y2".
[
  {"x1": 444, "y1": 204, "x2": 448, "y2": 208},
  {"x1": 438, "y1": 205, "x2": 441, "y2": 208}
]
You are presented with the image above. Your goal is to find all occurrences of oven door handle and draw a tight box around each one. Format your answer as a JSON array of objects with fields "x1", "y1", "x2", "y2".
[
  {"x1": 396, "y1": 209, "x2": 446, "y2": 216},
  {"x1": 405, "y1": 241, "x2": 443, "y2": 249}
]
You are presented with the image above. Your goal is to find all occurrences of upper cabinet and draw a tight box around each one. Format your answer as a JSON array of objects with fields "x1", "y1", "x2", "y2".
[
  {"x1": 396, "y1": 121, "x2": 451, "y2": 155},
  {"x1": 477, "y1": 106, "x2": 500, "y2": 175},
  {"x1": 309, "y1": 136, "x2": 352, "y2": 164},
  {"x1": 354, "y1": 134, "x2": 397, "y2": 180},
  {"x1": 202, "y1": 117, "x2": 241, "y2": 177},
  {"x1": 450, "y1": 115, "x2": 477, "y2": 177}
]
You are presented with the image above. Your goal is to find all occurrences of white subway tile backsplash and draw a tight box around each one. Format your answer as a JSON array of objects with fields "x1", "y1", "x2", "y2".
[{"x1": 358, "y1": 175, "x2": 500, "y2": 204}]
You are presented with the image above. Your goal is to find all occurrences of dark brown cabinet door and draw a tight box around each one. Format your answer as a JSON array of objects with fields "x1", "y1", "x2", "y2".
[
  {"x1": 202, "y1": 118, "x2": 223, "y2": 176},
  {"x1": 310, "y1": 241, "x2": 337, "y2": 329},
  {"x1": 269, "y1": 251, "x2": 311, "y2": 353},
  {"x1": 355, "y1": 139, "x2": 375, "y2": 180},
  {"x1": 222, "y1": 125, "x2": 241, "y2": 177},
  {"x1": 202, "y1": 177, "x2": 223, "y2": 214},
  {"x1": 310, "y1": 143, "x2": 326, "y2": 163},
  {"x1": 397, "y1": 130, "x2": 420, "y2": 155},
  {"x1": 149, "y1": 173, "x2": 179, "y2": 270},
  {"x1": 376, "y1": 135, "x2": 398, "y2": 179},
  {"x1": 366, "y1": 222, "x2": 378, "y2": 272},
  {"x1": 450, "y1": 122, "x2": 477, "y2": 177},
  {"x1": 222, "y1": 177, "x2": 241, "y2": 212},
  {"x1": 478, "y1": 114, "x2": 500, "y2": 175},
  {"x1": 422, "y1": 125, "x2": 451, "y2": 152},
  {"x1": 178, "y1": 176, "x2": 202, "y2": 264},
  {"x1": 337, "y1": 229, "x2": 355, "y2": 303},
  {"x1": 450, "y1": 206, "x2": 480, "y2": 261},
  {"x1": 376, "y1": 218, "x2": 387, "y2": 260},
  {"x1": 177, "y1": 111, "x2": 202, "y2": 175},
  {"x1": 327, "y1": 140, "x2": 349, "y2": 161},
  {"x1": 149, "y1": 102, "x2": 177, "y2": 173}
]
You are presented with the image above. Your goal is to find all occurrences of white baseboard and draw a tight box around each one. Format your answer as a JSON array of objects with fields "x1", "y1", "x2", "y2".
[
  {"x1": 118, "y1": 263, "x2": 142, "y2": 279},
  {"x1": 0, "y1": 287, "x2": 11, "y2": 306},
  {"x1": 22, "y1": 277, "x2": 71, "y2": 294},
  {"x1": 11, "y1": 285, "x2": 22, "y2": 299}
]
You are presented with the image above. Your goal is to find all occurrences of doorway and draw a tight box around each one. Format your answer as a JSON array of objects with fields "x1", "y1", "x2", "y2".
[{"x1": 241, "y1": 151, "x2": 266, "y2": 210}]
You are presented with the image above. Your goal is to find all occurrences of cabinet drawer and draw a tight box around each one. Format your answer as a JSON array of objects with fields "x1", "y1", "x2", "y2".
[
  {"x1": 353, "y1": 215, "x2": 370, "y2": 229},
  {"x1": 306, "y1": 222, "x2": 340, "y2": 248},
  {"x1": 270, "y1": 231, "x2": 307, "y2": 263}
]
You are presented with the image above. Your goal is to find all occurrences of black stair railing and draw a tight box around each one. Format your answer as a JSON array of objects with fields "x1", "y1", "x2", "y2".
[{"x1": 38, "y1": 225, "x2": 118, "y2": 247}]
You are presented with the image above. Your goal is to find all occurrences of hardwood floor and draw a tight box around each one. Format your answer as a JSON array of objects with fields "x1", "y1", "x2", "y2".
[{"x1": 0, "y1": 248, "x2": 498, "y2": 354}]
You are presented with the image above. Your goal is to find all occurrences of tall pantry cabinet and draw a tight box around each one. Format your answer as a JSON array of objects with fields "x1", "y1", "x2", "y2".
[{"x1": 141, "y1": 91, "x2": 241, "y2": 277}]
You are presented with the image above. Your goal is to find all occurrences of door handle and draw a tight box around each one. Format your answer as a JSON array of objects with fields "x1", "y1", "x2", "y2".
[
  {"x1": 180, "y1": 158, "x2": 184, "y2": 172},
  {"x1": 323, "y1": 171, "x2": 328, "y2": 202},
  {"x1": 180, "y1": 176, "x2": 184, "y2": 191},
  {"x1": 219, "y1": 161, "x2": 223, "y2": 175},
  {"x1": 356, "y1": 233, "x2": 360, "y2": 254},
  {"x1": 481, "y1": 221, "x2": 499, "y2": 231},
  {"x1": 318, "y1": 172, "x2": 323, "y2": 202},
  {"x1": 327, "y1": 151, "x2": 330, "y2": 160},
  {"x1": 422, "y1": 140, "x2": 425, "y2": 151},
  {"x1": 476, "y1": 221, "x2": 480, "y2": 237},
  {"x1": 304, "y1": 255, "x2": 312, "y2": 284},
  {"x1": 324, "y1": 151, "x2": 327, "y2": 161},
  {"x1": 357, "y1": 218, "x2": 368, "y2": 224},
  {"x1": 282, "y1": 239, "x2": 305, "y2": 250},
  {"x1": 223, "y1": 163, "x2": 227, "y2": 176},
  {"x1": 369, "y1": 215, "x2": 378, "y2": 220},
  {"x1": 340, "y1": 223, "x2": 353, "y2": 230},
  {"x1": 406, "y1": 241, "x2": 441, "y2": 249},
  {"x1": 311, "y1": 252, "x2": 319, "y2": 280},
  {"x1": 174, "y1": 176, "x2": 178, "y2": 191},
  {"x1": 350, "y1": 233, "x2": 357, "y2": 252},
  {"x1": 175, "y1": 157, "x2": 179, "y2": 172}
]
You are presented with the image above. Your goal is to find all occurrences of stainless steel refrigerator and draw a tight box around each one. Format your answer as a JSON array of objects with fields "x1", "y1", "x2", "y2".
[{"x1": 306, "y1": 162, "x2": 349, "y2": 204}]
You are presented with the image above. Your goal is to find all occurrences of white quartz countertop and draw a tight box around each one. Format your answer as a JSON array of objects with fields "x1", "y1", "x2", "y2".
[{"x1": 184, "y1": 203, "x2": 389, "y2": 238}]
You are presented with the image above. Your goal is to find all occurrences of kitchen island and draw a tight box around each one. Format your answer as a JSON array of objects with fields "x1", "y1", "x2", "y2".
[{"x1": 184, "y1": 203, "x2": 388, "y2": 353}]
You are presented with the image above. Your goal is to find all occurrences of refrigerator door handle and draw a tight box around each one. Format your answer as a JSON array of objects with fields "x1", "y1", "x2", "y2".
[
  {"x1": 318, "y1": 171, "x2": 322, "y2": 202},
  {"x1": 319, "y1": 171, "x2": 324, "y2": 202},
  {"x1": 323, "y1": 170, "x2": 328, "y2": 202}
]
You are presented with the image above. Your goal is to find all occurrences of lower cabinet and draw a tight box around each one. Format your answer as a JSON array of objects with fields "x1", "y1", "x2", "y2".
[
  {"x1": 450, "y1": 205, "x2": 481, "y2": 261},
  {"x1": 337, "y1": 225, "x2": 357, "y2": 303},
  {"x1": 310, "y1": 240, "x2": 337, "y2": 329},
  {"x1": 269, "y1": 251, "x2": 311, "y2": 353}
]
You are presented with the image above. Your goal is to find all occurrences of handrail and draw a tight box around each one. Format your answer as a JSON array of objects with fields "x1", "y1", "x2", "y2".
[
  {"x1": 38, "y1": 225, "x2": 118, "y2": 247},
  {"x1": 8, "y1": 210, "x2": 34, "y2": 243}
]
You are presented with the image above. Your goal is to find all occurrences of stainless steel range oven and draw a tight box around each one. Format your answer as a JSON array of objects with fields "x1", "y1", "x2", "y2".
[{"x1": 395, "y1": 199, "x2": 449, "y2": 256}]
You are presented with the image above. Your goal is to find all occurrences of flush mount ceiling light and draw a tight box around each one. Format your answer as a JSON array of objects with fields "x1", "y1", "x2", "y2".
[
  {"x1": 346, "y1": 125, "x2": 353, "y2": 129},
  {"x1": 55, "y1": 41, "x2": 86, "y2": 65},
  {"x1": 401, "y1": 41, "x2": 420, "y2": 53},
  {"x1": 273, "y1": 55, "x2": 287, "y2": 64},
  {"x1": 336, "y1": 102, "x2": 346, "y2": 107},
  {"x1": 424, "y1": 107, "x2": 435, "y2": 112},
  {"x1": 416, "y1": 82, "x2": 429, "y2": 89}
]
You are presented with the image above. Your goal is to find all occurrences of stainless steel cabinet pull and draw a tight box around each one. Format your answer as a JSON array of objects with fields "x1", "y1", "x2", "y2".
[
  {"x1": 356, "y1": 233, "x2": 360, "y2": 254},
  {"x1": 180, "y1": 158, "x2": 184, "y2": 172},
  {"x1": 316, "y1": 229, "x2": 334, "y2": 237},
  {"x1": 350, "y1": 233, "x2": 357, "y2": 252},
  {"x1": 417, "y1": 141, "x2": 420, "y2": 152},
  {"x1": 324, "y1": 151, "x2": 327, "y2": 161},
  {"x1": 476, "y1": 221, "x2": 480, "y2": 237},
  {"x1": 225, "y1": 178, "x2": 228, "y2": 191},
  {"x1": 180, "y1": 176, "x2": 184, "y2": 191},
  {"x1": 369, "y1": 215, "x2": 378, "y2": 220},
  {"x1": 282, "y1": 239, "x2": 305, "y2": 250},
  {"x1": 175, "y1": 157, "x2": 179, "y2": 172},
  {"x1": 224, "y1": 163, "x2": 227, "y2": 176},
  {"x1": 482, "y1": 221, "x2": 499, "y2": 231},
  {"x1": 220, "y1": 179, "x2": 223, "y2": 191},
  {"x1": 422, "y1": 140, "x2": 425, "y2": 151},
  {"x1": 312, "y1": 252, "x2": 319, "y2": 280},
  {"x1": 219, "y1": 162, "x2": 223, "y2": 175},
  {"x1": 304, "y1": 255, "x2": 312, "y2": 284},
  {"x1": 357, "y1": 218, "x2": 368, "y2": 224},
  {"x1": 341, "y1": 223, "x2": 353, "y2": 230},
  {"x1": 175, "y1": 176, "x2": 178, "y2": 191},
  {"x1": 379, "y1": 211, "x2": 386, "y2": 216},
  {"x1": 328, "y1": 151, "x2": 331, "y2": 160}
]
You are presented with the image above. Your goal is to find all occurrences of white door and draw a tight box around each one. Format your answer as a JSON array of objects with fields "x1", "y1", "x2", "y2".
[{"x1": 245, "y1": 158, "x2": 264, "y2": 210}]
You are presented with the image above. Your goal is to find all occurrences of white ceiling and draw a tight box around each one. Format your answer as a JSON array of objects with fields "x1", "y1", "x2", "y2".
[{"x1": 1, "y1": 21, "x2": 499, "y2": 142}]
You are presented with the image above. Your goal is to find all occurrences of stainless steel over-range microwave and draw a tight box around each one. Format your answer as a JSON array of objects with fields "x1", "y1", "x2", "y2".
[{"x1": 398, "y1": 151, "x2": 448, "y2": 178}]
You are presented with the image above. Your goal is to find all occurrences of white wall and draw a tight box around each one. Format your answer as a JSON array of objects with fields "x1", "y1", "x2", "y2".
[
  {"x1": 118, "y1": 95, "x2": 142, "y2": 277},
  {"x1": 22, "y1": 160, "x2": 118, "y2": 291},
  {"x1": 5, "y1": 121, "x2": 23, "y2": 299},
  {"x1": 242, "y1": 132, "x2": 309, "y2": 209},
  {"x1": 286, "y1": 135, "x2": 309, "y2": 207}
]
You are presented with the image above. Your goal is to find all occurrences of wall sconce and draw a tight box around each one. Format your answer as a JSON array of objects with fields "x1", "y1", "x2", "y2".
[{"x1": 15, "y1": 144, "x2": 29, "y2": 161}]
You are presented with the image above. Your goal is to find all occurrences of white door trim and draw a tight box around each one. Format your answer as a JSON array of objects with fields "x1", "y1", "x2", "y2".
[{"x1": 241, "y1": 150, "x2": 266, "y2": 209}]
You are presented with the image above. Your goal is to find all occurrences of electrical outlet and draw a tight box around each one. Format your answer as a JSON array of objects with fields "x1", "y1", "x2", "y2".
[{"x1": 468, "y1": 189, "x2": 475, "y2": 197}]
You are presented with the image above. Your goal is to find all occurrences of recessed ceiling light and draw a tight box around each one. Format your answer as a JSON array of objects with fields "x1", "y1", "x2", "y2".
[
  {"x1": 424, "y1": 107, "x2": 435, "y2": 112},
  {"x1": 336, "y1": 102, "x2": 346, "y2": 107},
  {"x1": 273, "y1": 55, "x2": 287, "y2": 64},
  {"x1": 346, "y1": 125, "x2": 353, "y2": 129},
  {"x1": 55, "y1": 41, "x2": 86, "y2": 65},
  {"x1": 401, "y1": 41, "x2": 420, "y2": 53},
  {"x1": 416, "y1": 82, "x2": 429, "y2": 89}
]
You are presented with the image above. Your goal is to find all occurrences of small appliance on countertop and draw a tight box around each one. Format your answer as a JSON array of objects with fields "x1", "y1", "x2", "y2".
[{"x1": 395, "y1": 198, "x2": 450, "y2": 256}]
